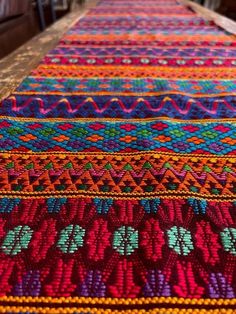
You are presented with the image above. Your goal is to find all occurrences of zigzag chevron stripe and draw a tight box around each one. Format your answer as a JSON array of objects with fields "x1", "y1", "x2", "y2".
[
  {"x1": 2, "y1": 95, "x2": 236, "y2": 118},
  {"x1": 50, "y1": 46, "x2": 236, "y2": 57},
  {"x1": 0, "y1": 152, "x2": 234, "y2": 197}
]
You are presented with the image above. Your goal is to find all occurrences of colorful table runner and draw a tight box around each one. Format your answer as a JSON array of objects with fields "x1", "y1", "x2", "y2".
[{"x1": 0, "y1": 0, "x2": 236, "y2": 313}]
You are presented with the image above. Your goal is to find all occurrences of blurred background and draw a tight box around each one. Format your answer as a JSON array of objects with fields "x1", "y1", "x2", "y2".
[
  {"x1": 0, "y1": 0, "x2": 235, "y2": 59},
  {"x1": 193, "y1": 0, "x2": 236, "y2": 20},
  {"x1": 0, "y1": 0, "x2": 85, "y2": 58}
]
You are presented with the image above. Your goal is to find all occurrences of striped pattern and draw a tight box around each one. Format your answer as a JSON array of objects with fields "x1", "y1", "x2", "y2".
[{"x1": 0, "y1": 0, "x2": 236, "y2": 313}]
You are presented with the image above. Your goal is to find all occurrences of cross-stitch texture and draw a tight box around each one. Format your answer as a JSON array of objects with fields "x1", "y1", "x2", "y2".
[{"x1": 0, "y1": 0, "x2": 236, "y2": 313}]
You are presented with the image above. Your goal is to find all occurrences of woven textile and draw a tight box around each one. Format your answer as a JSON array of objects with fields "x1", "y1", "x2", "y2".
[{"x1": 0, "y1": 0, "x2": 236, "y2": 312}]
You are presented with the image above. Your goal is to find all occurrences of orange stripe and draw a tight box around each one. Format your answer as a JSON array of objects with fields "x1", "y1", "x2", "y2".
[
  {"x1": 13, "y1": 91, "x2": 236, "y2": 98},
  {"x1": 0, "y1": 306, "x2": 234, "y2": 314},
  {"x1": 32, "y1": 65, "x2": 236, "y2": 79},
  {"x1": 87, "y1": 13, "x2": 195, "y2": 17},
  {"x1": 0, "y1": 295, "x2": 236, "y2": 305},
  {"x1": 63, "y1": 34, "x2": 234, "y2": 41}
]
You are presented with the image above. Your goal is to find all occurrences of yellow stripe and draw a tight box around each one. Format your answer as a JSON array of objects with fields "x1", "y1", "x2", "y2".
[
  {"x1": 0, "y1": 190, "x2": 234, "y2": 201},
  {"x1": 1, "y1": 115, "x2": 236, "y2": 123},
  {"x1": 35, "y1": 65, "x2": 236, "y2": 72},
  {"x1": 0, "y1": 296, "x2": 236, "y2": 305},
  {"x1": 0, "y1": 194, "x2": 234, "y2": 202},
  {"x1": 0, "y1": 149, "x2": 235, "y2": 158},
  {"x1": 13, "y1": 91, "x2": 236, "y2": 98},
  {"x1": 0, "y1": 306, "x2": 234, "y2": 314}
]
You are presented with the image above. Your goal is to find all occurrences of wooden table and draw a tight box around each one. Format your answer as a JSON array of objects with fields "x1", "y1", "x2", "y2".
[{"x1": 0, "y1": 0, "x2": 236, "y2": 101}]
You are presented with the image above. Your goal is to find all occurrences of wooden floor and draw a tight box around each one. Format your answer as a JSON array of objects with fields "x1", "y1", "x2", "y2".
[{"x1": 0, "y1": 0, "x2": 235, "y2": 101}]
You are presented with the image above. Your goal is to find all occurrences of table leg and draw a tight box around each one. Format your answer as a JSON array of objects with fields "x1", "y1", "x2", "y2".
[
  {"x1": 36, "y1": 0, "x2": 46, "y2": 31},
  {"x1": 50, "y1": 0, "x2": 57, "y2": 22}
]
